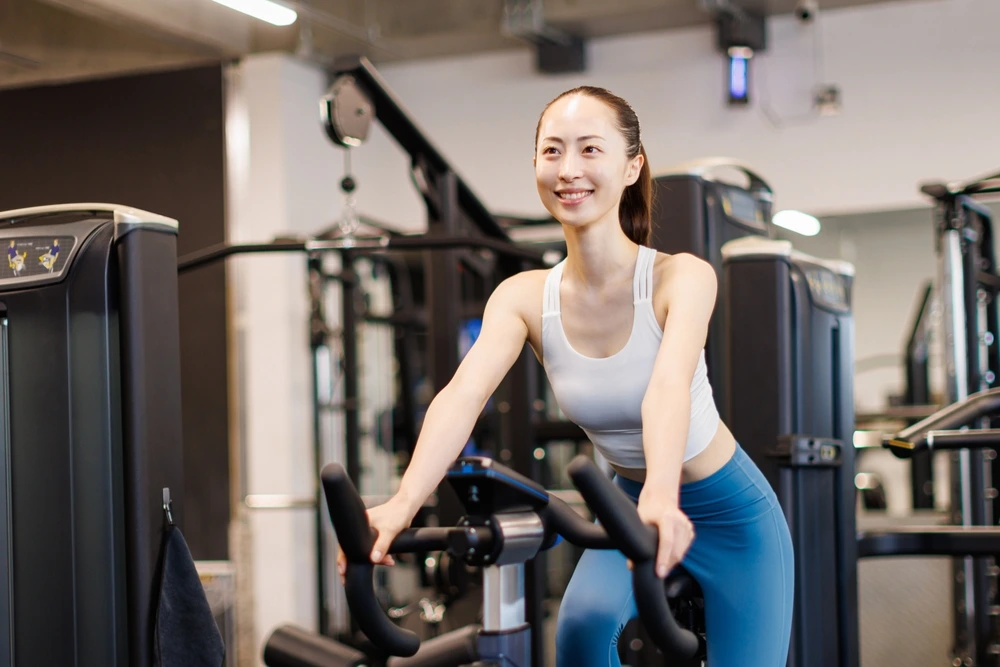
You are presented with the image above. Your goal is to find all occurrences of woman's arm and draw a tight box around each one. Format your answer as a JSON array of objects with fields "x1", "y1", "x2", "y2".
[
  {"x1": 392, "y1": 272, "x2": 533, "y2": 521},
  {"x1": 639, "y1": 253, "x2": 718, "y2": 575}
]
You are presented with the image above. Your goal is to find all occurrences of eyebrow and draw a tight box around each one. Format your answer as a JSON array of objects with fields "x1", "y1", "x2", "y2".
[{"x1": 541, "y1": 135, "x2": 605, "y2": 143}]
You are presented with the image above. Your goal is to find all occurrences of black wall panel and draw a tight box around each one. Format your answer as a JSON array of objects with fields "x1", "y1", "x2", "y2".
[{"x1": 0, "y1": 65, "x2": 231, "y2": 560}]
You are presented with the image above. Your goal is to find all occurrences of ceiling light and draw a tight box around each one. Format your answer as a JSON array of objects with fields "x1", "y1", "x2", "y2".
[
  {"x1": 772, "y1": 209, "x2": 821, "y2": 236},
  {"x1": 210, "y1": 0, "x2": 297, "y2": 26}
]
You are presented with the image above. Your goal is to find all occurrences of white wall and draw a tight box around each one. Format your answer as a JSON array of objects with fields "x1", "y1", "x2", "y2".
[{"x1": 365, "y1": 0, "x2": 1000, "y2": 223}]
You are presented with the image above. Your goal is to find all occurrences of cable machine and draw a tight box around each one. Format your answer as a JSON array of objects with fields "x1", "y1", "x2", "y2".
[{"x1": 920, "y1": 170, "x2": 1000, "y2": 665}]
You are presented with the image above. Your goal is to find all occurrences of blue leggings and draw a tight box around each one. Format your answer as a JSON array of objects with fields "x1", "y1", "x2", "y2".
[{"x1": 555, "y1": 444, "x2": 794, "y2": 666}]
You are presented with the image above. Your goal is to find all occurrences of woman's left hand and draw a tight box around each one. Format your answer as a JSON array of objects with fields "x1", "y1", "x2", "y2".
[{"x1": 636, "y1": 490, "x2": 694, "y2": 579}]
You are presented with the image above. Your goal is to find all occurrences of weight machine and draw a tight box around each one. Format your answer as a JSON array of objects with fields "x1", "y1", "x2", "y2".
[
  {"x1": 720, "y1": 167, "x2": 1000, "y2": 667},
  {"x1": 911, "y1": 170, "x2": 1000, "y2": 665}
]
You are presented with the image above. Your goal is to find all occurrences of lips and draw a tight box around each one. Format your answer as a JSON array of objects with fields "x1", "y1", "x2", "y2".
[{"x1": 556, "y1": 189, "x2": 593, "y2": 204}]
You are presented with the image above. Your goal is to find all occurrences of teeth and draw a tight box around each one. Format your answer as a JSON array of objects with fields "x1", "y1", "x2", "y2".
[{"x1": 558, "y1": 191, "x2": 591, "y2": 200}]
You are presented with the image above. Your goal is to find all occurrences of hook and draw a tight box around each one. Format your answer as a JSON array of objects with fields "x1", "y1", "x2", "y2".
[{"x1": 162, "y1": 487, "x2": 174, "y2": 526}]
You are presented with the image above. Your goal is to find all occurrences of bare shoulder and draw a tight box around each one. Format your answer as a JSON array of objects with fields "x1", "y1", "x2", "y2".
[
  {"x1": 653, "y1": 251, "x2": 715, "y2": 291},
  {"x1": 489, "y1": 268, "x2": 550, "y2": 318}
]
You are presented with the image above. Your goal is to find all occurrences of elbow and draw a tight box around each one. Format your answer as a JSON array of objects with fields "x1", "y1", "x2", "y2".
[
  {"x1": 437, "y1": 378, "x2": 490, "y2": 416},
  {"x1": 641, "y1": 380, "x2": 691, "y2": 418}
]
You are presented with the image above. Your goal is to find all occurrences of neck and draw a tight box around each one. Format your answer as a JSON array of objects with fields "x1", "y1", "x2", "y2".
[{"x1": 562, "y1": 215, "x2": 638, "y2": 289}]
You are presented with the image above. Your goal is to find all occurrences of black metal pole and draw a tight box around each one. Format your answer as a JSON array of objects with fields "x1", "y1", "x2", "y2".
[
  {"x1": 423, "y1": 168, "x2": 464, "y2": 527},
  {"x1": 904, "y1": 282, "x2": 934, "y2": 509},
  {"x1": 308, "y1": 255, "x2": 331, "y2": 636}
]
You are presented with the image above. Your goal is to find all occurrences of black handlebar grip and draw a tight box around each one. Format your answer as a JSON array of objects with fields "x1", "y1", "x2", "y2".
[
  {"x1": 389, "y1": 527, "x2": 451, "y2": 554},
  {"x1": 321, "y1": 463, "x2": 375, "y2": 562},
  {"x1": 540, "y1": 494, "x2": 614, "y2": 549},
  {"x1": 633, "y1": 561, "x2": 703, "y2": 661},
  {"x1": 344, "y1": 564, "x2": 420, "y2": 656},
  {"x1": 566, "y1": 456, "x2": 656, "y2": 561},
  {"x1": 320, "y1": 463, "x2": 421, "y2": 657},
  {"x1": 567, "y1": 456, "x2": 702, "y2": 661}
]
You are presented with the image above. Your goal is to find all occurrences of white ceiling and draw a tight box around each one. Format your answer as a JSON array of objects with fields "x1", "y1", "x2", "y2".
[{"x1": 0, "y1": 0, "x2": 909, "y2": 90}]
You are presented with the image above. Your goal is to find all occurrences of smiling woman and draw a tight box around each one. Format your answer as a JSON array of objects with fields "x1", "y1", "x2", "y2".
[
  {"x1": 533, "y1": 87, "x2": 651, "y2": 247},
  {"x1": 343, "y1": 85, "x2": 795, "y2": 667}
]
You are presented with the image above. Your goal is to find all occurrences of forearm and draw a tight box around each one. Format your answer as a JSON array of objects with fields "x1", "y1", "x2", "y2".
[
  {"x1": 641, "y1": 389, "x2": 691, "y2": 505},
  {"x1": 395, "y1": 384, "x2": 486, "y2": 518}
]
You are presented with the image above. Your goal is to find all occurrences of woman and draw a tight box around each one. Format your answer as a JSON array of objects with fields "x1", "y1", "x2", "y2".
[{"x1": 339, "y1": 86, "x2": 794, "y2": 666}]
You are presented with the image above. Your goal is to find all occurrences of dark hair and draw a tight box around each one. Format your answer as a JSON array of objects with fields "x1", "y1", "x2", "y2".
[{"x1": 535, "y1": 86, "x2": 652, "y2": 245}]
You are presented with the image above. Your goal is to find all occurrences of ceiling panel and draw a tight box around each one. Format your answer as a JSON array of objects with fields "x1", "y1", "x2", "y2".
[{"x1": 0, "y1": 0, "x2": 920, "y2": 90}]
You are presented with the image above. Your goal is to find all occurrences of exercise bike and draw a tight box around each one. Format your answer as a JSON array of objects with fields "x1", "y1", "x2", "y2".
[{"x1": 264, "y1": 455, "x2": 707, "y2": 666}]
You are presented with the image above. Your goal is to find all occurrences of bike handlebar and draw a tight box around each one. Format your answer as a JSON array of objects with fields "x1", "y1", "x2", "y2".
[
  {"x1": 567, "y1": 455, "x2": 704, "y2": 662},
  {"x1": 322, "y1": 457, "x2": 702, "y2": 662}
]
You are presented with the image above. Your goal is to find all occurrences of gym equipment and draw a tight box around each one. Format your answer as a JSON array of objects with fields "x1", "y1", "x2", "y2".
[
  {"x1": 650, "y1": 158, "x2": 774, "y2": 421},
  {"x1": 723, "y1": 236, "x2": 859, "y2": 666},
  {"x1": 917, "y1": 170, "x2": 1000, "y2": 665},
  {"x1": 263, "y1": 455, "x2": 707, "y2": 667},
  {"x1": 0, "y1": 203, "x2": 215, "y2": 666},
  {"x1": 722, "y1": 235, "x2": 1000, "y2": 667},
  {"x1": 189, "y1": 53, "x2": 552, "y2": 644}
]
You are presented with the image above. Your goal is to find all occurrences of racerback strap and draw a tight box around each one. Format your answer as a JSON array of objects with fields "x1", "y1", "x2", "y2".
[{"x1": 633, "y1": 245, "x2": 656, "y2": 303}]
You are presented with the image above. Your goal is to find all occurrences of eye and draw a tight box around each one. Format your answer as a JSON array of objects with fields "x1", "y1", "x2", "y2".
[
  {"x1": 541, "y1": 146, "x2": 558, "y2": 155},
  {"x1": 583, "y1": 145, "x2": 601, "y2": 154}
]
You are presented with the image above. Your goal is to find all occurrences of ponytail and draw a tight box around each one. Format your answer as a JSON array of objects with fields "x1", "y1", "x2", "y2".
[{"x1": 619, "y1": 145, "x2": 652, "y2": 246}]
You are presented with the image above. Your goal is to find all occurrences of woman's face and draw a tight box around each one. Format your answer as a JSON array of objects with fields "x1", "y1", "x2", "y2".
[{"x1": 534, "y1": 94, "x2": 641, "y2": 231}]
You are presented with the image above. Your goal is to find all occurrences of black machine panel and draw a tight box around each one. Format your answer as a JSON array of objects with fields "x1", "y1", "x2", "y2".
[
  {"x1": 0, "y1": 309, "x2": 10, "y2": 665},
  {"x1": 650, "y1": 161, "x2": 774, "y2": 420},
  {"x1": 0, "y1": 204, "x2": 185, "y2": 667},
  {"x1": 447, "y1": 457, "x2": 549, "y2": 516},
  {"x1": 722, "y1": 236, "x2": 858, "y2": 667}
]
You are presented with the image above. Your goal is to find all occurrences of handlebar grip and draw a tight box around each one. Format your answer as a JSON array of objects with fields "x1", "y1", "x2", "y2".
[
  {"x1": 540, "y1": 494, "x2": 614, "y2": 549},
  {"x1": 344, "y1": 564, "x2": 420, "y2": 656},
  {"x1": 321, "y1": 463, "x2": 376, "y2": 562},
  {"x1": 389, "y1": 527, "x2": 451, "y2": 554},
  {"x1": 566, "y1": 456, "x2": 656, "y2": 561},
  {"x1": 633, "y1": 561, "x2": 704, "y2": 660},
  {"x1": 320, "y1": 463, "x2": 421, "y2": 657},
  {"x1": 567, "y1": 455, "x2": 702, "y2": 662}
]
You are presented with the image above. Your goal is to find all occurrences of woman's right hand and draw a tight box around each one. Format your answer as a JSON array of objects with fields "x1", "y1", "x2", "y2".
[{"x1": 336, "y1": 496, "x2": 414, "y2": 582}]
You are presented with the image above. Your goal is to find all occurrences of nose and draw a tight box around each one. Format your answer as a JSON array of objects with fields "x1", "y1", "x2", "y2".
[{"x1": 558, "y1": 152, "x2": 582, "y2": 182}]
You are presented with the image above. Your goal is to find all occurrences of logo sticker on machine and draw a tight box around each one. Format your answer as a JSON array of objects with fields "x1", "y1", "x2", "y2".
[{"x1": 5, "y1": 237, "x2": 75, "y2": 279}]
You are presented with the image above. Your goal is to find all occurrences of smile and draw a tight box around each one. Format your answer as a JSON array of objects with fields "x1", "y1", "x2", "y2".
[{"x1": 556, "y1": 190, "x2": 593, "y2": 203}]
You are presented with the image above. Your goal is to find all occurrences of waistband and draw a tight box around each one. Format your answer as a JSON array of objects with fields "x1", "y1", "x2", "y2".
[{"x1": 613, "y1": 443, "x2": 763, "y2": 501}]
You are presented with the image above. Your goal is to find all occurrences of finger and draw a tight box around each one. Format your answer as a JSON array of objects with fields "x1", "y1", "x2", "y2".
[
  {"x1": 371, "y1": 532, "x2": 394, "y2": 564},
  {"x1": 657, "y1": 523, "x2": 672, "y2": 578},
  {"x1": 670, "y1": 525, "x2": 694, "y2": 571}
]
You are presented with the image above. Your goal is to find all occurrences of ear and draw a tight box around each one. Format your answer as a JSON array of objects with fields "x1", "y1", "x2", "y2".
[{"x1": 624, "y1": 152, "x2": 644, "y2": 186}]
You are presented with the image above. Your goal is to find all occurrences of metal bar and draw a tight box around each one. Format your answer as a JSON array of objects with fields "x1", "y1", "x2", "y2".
[
  {"x1": 927, "y1": 429, "x2": 1000, "y2": 450},
  {"x1": 482, "y1": 565, "x2": 526, "y2": 632},
  {"x1": 858, "y1": 527, "x2": 1000, "y2": 558},
  {"x1": 308, "y1": 256, "x2": 332, "y2": 636},
  {"x1": 176, "y1": 235, "x2": 544, "y2": 273},
  {"x1": 424, "y1": 170, "x2": 465, "y2": 529},
  {"x1": 244, "y1": 494, "x2": 316, "y2": 510},
  {"x1": 905, "y1": 281, "x2": 935, "y2": 509},
  {"x1": 940, "y1": 217, "x2": 983, "y2": 664}
]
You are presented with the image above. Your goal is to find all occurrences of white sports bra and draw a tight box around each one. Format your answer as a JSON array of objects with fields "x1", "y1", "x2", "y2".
[{"x1": 541, "y1": 245, "x2": 720, "y2": 469}]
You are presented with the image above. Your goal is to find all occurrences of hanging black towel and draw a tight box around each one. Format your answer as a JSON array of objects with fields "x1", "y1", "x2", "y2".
[{"x1": 153, "y1": 520, "x2": 226, "y2": 667}]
